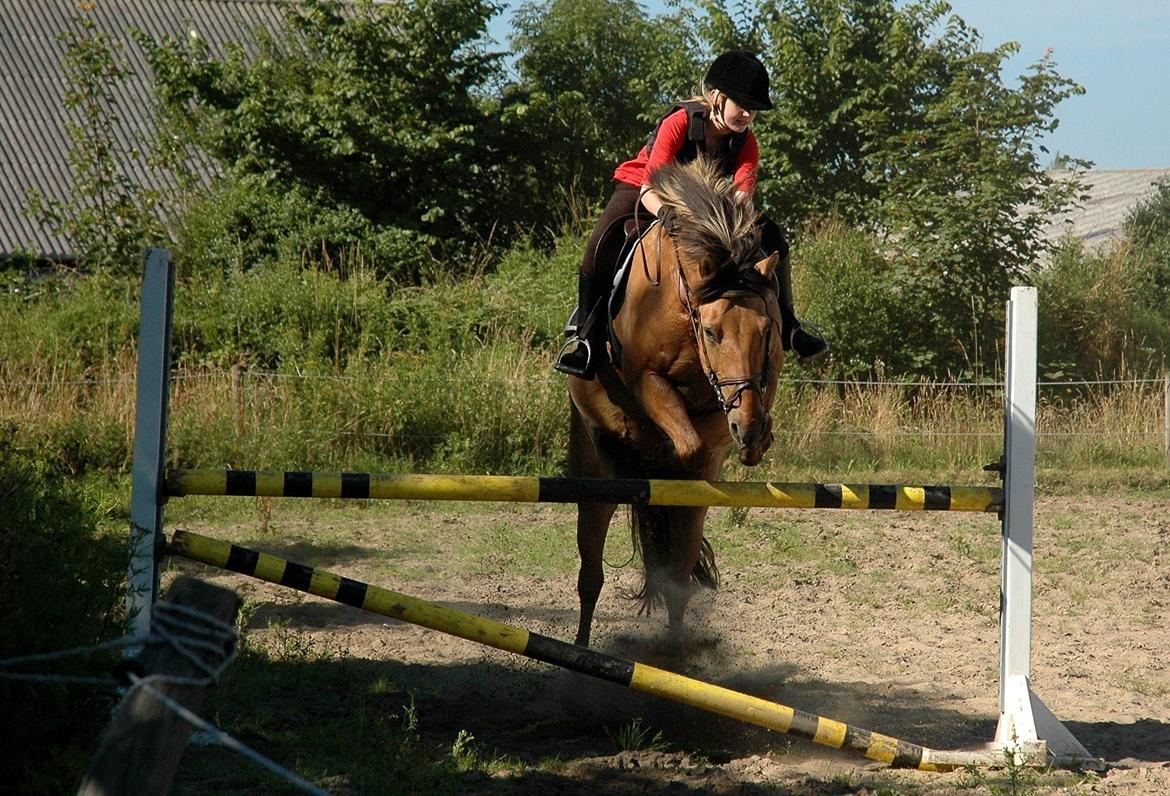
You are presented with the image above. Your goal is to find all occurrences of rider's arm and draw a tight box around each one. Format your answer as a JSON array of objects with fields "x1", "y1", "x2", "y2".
[
  {"x1": 732, "y1": 132, "x2": 760, "y2": 195},
  {"x1": 640, "y1": 109, "x2": 690, "y2": 217}
]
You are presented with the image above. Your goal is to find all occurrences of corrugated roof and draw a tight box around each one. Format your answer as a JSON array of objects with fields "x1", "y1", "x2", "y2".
[
  {"x1": 1039, "y1": 168, "x2": 1170, "y2": 253},
  {"x1": 0, "y1": 0, "x2": 289, "y2": 260}
]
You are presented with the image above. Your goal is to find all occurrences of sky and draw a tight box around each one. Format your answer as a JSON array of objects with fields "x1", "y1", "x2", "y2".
[{"x1": 487, "y1": 1, "x2": 1170, "y2": 170}]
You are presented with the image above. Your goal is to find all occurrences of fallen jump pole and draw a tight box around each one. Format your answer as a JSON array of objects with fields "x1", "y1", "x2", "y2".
[
  {"x1": 167, "y1": 470, "x2": 1003, "y2": 513},
  {"x1": 169, "y1": 529, "x2": 1002, "y2": 771}
]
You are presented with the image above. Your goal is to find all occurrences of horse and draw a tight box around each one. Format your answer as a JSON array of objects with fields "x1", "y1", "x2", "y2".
[{"x1": 567, "y1": 156, "x2": 785, "y2": 647}]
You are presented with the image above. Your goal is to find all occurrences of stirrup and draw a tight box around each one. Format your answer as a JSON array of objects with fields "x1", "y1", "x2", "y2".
[{"x1": 554, "y1": 337, "x2": 595, "y2": 379}]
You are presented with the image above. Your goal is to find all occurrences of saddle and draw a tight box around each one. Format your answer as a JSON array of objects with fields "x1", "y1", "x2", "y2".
[{"x1": 566, "y1": 211, "x2": 657, "y2": 370}]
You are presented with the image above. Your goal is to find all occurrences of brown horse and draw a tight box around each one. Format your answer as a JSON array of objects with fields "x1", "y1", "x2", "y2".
[{"x1": 568, "y1": 157, "x2": 785, "y2": 647}]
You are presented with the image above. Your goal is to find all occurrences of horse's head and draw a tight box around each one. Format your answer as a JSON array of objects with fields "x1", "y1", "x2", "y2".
[{"x1": 650, "y1": 159, "x2": 785, "y2": 466}]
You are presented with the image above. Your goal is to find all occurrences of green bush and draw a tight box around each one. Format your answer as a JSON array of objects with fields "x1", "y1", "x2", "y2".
[
  {"x1": 0, "y1": 273, "x2": 140, "y2": 373},
  {"x1": 0, "y1": 433, "x2": 127, "y2": 793},
  {"x1": 793, "y1": 220, "x2": 918, "y2": 377},
  {"x1": 173, "y1": 173, "x2": 434, "y2": 282},
  {"x1": 1036, "y1": 238, "x2": 1170, "y2": 377}
]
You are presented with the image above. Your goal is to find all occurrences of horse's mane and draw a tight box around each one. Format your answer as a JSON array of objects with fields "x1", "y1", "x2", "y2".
[{"x1": 648, "y1": 157, "x2": 773, "y2": 301}]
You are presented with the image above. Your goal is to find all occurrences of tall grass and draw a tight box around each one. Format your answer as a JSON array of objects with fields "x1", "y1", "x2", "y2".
[
  {"x1": 2, "y1": 344, "x2": 1166, "y2": 489},
  {"x1": 1, "y1": 227, "x2": 1167, "y2": 491}
]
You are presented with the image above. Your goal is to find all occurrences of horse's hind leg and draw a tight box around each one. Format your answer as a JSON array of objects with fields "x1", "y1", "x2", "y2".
[{"x1": 575, "y1": 499, "x2": 617, "y2": 647}]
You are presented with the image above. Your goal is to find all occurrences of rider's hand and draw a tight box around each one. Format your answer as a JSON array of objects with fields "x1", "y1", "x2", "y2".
[{"x1": 656, "y1": 205, "x2": 675, "y2": 231}]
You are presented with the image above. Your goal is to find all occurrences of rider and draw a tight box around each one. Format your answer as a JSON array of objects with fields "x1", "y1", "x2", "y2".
[{"x1": 554, "y1": 50, "x2": 829, "y2": 379}]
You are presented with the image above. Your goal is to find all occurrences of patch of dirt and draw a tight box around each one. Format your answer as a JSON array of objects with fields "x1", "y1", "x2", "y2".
[{"x1": 174, "y1": 495, "x2": 1170, "y2": 794}]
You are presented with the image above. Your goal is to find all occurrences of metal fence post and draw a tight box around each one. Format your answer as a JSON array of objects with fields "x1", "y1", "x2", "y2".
[{"x1": 127, "y1": 248, "x2": 175, "y2": 639}]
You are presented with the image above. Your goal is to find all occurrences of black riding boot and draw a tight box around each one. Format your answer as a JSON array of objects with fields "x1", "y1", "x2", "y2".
[
  {"x1": 554, "y1": 272, "x2": 602, "y2": 379},
  {"x1": 775, "y1": 253, "x2": 829, "y2": 362}
]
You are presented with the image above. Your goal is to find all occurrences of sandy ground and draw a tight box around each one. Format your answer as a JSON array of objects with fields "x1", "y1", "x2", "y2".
[{"x1": 171, "y1": 494, "x2": 1170, "y2": 794}]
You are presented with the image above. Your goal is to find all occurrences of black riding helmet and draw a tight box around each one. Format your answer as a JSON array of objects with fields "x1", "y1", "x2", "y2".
[{"x1": 704, "y1": 51, "x2": 773, "y2": 111}]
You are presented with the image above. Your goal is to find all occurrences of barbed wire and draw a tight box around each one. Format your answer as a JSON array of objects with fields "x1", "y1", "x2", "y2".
[{"x1": 0, "y1": 600, "x2": 331, "y2": 796}]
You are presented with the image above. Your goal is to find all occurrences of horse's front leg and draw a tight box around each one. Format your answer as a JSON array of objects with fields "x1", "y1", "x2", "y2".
[
  {"x1": 575, "y1": 499, "x2": 617, "y2": 647},
  {"x1": 633, "y1": 373, "x2": 707, "y2": 470}
]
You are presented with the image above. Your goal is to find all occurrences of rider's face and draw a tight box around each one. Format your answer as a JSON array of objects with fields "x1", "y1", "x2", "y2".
[{"x1": 712, "y1": 93, "x2": 757, "y2": 134}]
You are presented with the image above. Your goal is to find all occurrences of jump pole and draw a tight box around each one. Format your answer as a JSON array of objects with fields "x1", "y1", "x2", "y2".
[
  {"x1": 166, "y1": 470, "x2": 1003, "y2": 513},
  {"x1": 168, "y1": 528, "x2": 1011, "y2": 772}
]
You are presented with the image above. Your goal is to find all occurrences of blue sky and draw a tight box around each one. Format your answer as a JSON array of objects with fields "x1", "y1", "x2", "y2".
[{"x1": 488, "y1": 1, "x2": 1169, "y2": 169}]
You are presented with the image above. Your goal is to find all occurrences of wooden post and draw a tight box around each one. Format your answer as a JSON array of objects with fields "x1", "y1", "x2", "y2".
[
  {"x1": 1164, "y1": 373, "x2": 1169, "y2": 469},
  {"x1": 231, "y1": 363, "x2": 244, "y2": 439},
  {"x1": 78, "y1": 577, "x2": 240, "y2": 796}
]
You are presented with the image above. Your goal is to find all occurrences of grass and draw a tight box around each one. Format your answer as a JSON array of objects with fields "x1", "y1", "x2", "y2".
[
  {"x1": 608, "y1": 718, "x2": 671, "y2": 753},
  {"x1": 3, "y1": 329, "x2": 1168, "y2": 494}
]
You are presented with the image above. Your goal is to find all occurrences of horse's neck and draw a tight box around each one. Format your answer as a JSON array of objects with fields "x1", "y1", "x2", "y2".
[{"x1": 616, "y1": 232, "x2": 702, "y2": 374}]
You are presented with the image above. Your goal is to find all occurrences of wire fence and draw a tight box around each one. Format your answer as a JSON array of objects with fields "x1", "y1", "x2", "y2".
[
  {"x1": 0, "y1": 600, "x2": 330, "y2": 796},
  {"x1": 3, "y1": 366, "x2": 1168, "y2": 463},
  {"x1": 2, "y1": 366, "x2": 1167, "y2": 389}
]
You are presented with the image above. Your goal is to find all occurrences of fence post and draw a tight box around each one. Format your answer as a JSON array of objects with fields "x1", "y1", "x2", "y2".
[
  {"x1": 78, "y1": 577, "x2": 240, "y2": 796},
  {"x1": 1164, "y1": 373, "x2": 1169, "y2": 469},
  {"x1": 127, "y1": 248, "x2": 175, "y2": 639},
  {"x1": 231, "y1": 363, "x2": 244, "y2": 439}
]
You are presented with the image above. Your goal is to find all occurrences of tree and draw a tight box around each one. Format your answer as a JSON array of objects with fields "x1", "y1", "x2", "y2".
[
  {"x1": 507, "y1": 0, "x2": 699, "y2": 208},
  {"x1": 743, "y1": 0, "x2": 1089, "y2": 374},
  {"x1": 140, "y1": 0, "x2": 517, "y2": 271},
  {"x1": 25, "y1": 11, "x2": 165, "y2": 272}
]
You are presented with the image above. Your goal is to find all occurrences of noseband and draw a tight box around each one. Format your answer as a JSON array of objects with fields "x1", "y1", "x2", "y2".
[{"x1": 672, "y1": 234, "x2": 781, "y2": 416}]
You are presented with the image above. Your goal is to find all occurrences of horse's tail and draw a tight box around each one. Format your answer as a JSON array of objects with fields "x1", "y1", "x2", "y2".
[{"x1": 629, "y1": 504, "x2": 719, "y2": 614}]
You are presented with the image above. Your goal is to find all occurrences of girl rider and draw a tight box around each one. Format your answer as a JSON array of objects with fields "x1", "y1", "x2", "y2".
[{"x1": 555, "y1": 50, "x2": 827, "y2": 379}]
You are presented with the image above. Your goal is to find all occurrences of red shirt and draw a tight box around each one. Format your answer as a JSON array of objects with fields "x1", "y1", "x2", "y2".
[{"x1": 613, "y1": 107, "x2": 760, "y2": 194}]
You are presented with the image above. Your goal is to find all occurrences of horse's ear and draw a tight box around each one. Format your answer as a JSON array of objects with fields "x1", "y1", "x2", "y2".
[{"x1": 754, "y1": 252, "x2": 780, "y2": 280}]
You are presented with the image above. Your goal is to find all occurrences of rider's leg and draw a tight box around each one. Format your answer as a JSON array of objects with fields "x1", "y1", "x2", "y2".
[
  {"x1": 555, "y1": 182, "x2": 642, "y2": 378},
  {"x1": 759, "y1": 216, "x2": 828, "y2": 361}
]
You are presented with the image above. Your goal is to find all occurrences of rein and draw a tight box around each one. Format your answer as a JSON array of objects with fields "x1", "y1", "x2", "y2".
[{"x1": 670, "y1": 229, "x2": 781, "y2": 416}]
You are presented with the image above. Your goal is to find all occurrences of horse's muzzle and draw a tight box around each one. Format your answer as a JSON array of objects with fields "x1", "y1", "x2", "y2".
[{"x1": 730, "y1": 415, "x2": 773, "y2": 466}]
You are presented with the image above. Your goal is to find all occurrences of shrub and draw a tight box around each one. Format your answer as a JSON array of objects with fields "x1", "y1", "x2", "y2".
[
  {"x1": 792, "y1": 219, "x2": 918, "y2": 377},
  {"x1": 1036, "y1": 238, "x2": 1170, "y2": 377},
  {"x1": 172, "y1": 173, "x2": 434, "y2": 282},
  {"x1": 0, "y1": 433, "x2": 127, "y2": 793}
]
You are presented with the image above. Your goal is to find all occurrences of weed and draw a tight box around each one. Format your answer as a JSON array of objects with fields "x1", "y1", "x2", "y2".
[
  {"x1": 729, "y1": 504, "x2": 751, "y2": 527},
  {"x1": 608, "y1": 718, "x2": 670, "y2": 753},
  {"x1": 449, "y1": 730, "x2": 515, "y2": 774}
]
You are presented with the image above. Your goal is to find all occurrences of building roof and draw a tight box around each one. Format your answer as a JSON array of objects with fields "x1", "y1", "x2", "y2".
[
  {"x1": 0, "y1": 0, "x2": 287, "y2": 261},
  {"x1": 1039, "y1": 168, "x2": 1170, "y2": 253}
]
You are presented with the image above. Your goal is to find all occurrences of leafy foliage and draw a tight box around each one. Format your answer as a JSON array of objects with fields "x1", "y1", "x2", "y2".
[
  {"x1": 508, "y1": 0, "x2": 699, "y2": 203},
  {"x1": 140, "y1": 0, "x2": 520, "y2": 272},
  {"x1": 1033, "y1": 184, "x2": 1170, "y2": 377},
  {"x1": 745, "y1": 0, "x2": 1089, "y2": 373},
  {"x1": 24, "y1": 11, "x2": 165, "y2": 272},
  {"x1": 0, "y1": 434, "x2": 126, "y2": 793},
  {"x1": 1122, "y1": 177, "x2": 1170, "y2": 314}
]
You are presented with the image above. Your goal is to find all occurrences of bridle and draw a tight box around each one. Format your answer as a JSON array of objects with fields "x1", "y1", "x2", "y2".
[{"x1": 669, "y1": 227, "x2": 782, "y2": 416}]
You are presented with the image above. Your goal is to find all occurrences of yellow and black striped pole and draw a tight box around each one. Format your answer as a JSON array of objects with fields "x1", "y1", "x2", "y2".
[
  {"x1": 167, "y1": 470, "x2": 1002, "y2": 513},
  {"x1": 169, "y1": 530, "x2": 992, "y2": 771}
]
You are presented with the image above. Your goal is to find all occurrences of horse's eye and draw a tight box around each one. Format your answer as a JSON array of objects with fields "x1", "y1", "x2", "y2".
[{"x1": 703, "y1": 326, "x2": 718, "y2": 343}]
